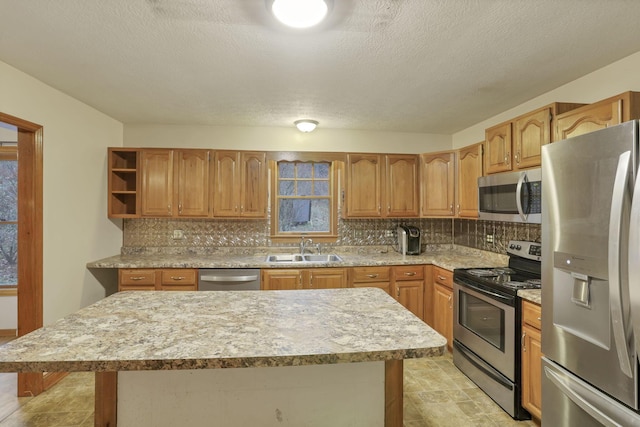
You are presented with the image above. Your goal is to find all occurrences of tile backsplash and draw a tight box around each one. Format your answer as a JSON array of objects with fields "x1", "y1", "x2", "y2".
[{"x1": 122, "y1": 216, "x2": 539, "y2": 255}]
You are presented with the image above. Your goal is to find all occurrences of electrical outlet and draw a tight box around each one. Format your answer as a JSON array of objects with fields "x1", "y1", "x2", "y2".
[
  {"x1": 172, "y1": 229, "x2": 184, "y2": 240},
  {"x1": 385, "y1": 230, "x2": 394, "y2": 237},
  {"x1": 486, "y1": 234, "x2": 494, "y2": 243}
]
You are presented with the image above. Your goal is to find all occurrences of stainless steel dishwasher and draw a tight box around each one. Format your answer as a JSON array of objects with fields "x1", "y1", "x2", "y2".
[{"x1": 198, "y1": 269, "x2": 261, "y2": 291}]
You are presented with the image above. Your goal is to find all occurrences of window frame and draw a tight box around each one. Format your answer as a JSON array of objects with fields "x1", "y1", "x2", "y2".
[
  {"x1": 0, "y1": 145, "x2": 18, "y2": 288},
  {"x1": 269, "y1": 153, "x2": 341, "y2": 243}
]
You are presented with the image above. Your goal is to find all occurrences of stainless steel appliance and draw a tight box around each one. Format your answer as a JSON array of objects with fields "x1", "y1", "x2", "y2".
[
  {"x1": 453, "y1": 240, "x2": 542, "y2": 420},
  {"x1": 198, "y1": 269, "x2": 261, "y2": 291},
  {"x1": 478, "y1": 168, "x2": 542, "y2": 223},
  {"x1": 542, "y1": 120, "x2": 640, "y2": 426},
  {"x1": 396, "y1": 225, "x2": 421, "y2": 255}
]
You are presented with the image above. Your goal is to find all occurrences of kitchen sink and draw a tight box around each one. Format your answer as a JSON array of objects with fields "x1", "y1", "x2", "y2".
[{"x1": 264, "y1": 254, "x2": 343, "y2": 263}]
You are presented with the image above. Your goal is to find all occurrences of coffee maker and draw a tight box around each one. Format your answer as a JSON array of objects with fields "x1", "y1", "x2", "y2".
[{"x1": 396, "y1": 225, "x2": 421, "y2": 255}]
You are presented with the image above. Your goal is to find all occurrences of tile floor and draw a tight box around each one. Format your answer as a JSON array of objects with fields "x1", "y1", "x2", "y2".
[{"x1": 0, "y1": 352, "x2": 538, "y2": 427}]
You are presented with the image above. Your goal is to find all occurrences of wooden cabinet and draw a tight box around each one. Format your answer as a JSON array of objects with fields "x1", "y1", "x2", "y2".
[
  {"x1": 485, "y1": 103, "x2": 585, "y2": 175},
  {"x1": 455, "y1": 142, "x2": 483, "y2": 218},
  {"x1": 432, "y1": 266, "x2": 453, "y2": 350},
  {"x1": 108, "y1": 148, "x2": 140, "y2": 218},
  {"x1": 420, "y1": 151, "x2": 455, "y2": 217},
  {"x1": 345, "y1": 153, "x2": 419, "y2": 218},
  {"x1": 118, "y1": 268, "x2": 197, "y2": 291},
  {"x1": 350, "y1": 266, "x2": 392, "y2": 295},
  {"x1": 261, "y1": 268, "x2": 348, "y2": 290},
  {"x1": 141, "y1": 149, "x2": 210, "y2": 217},
  {"x1": 555, "y1": 91, "x2": 640, "y2": 141},
  {"x1": 212, "y1": 151, "x2": 267, "y2": 218},
  {"x1": 522, "y1": 300, "x2": 542, "y2": 420},
  {"x1": 392, "y1": 265, "x2": 424, "y2": 320}
]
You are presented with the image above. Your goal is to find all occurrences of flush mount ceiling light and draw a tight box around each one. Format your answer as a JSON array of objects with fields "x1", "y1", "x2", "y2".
[
  {"x1": 270, "y1": 0, "x2": 330, "y2": 29},
  {"x1": 294, "y1": 119, "x2": 319, "y2": 132}
]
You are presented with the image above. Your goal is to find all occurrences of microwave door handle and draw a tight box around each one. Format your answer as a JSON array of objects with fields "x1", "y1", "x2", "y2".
[
  {"x1": 609, "y1": 150, "x2": 633, "y2": 378},
  {"x1": 628, "y1": 151, "x2": 640, "y2": 359},
  {"x1": 515, "y1": 172, "x2": 528, "y2": 221}
]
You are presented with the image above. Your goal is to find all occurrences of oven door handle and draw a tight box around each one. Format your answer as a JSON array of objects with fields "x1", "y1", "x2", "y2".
[
  {"x1": 455, "y1": 280, "x2": 514, "y2": 305},
  {"x1": 454, "y1": 340, "x2": 513, "y2": 390}
]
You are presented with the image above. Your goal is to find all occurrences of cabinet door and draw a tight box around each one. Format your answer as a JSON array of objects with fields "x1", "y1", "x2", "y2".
[
  {"x1": 261, "y1": 269, "x2": 301, "y2": 290},
  {"x1": 159, "y1": 269, "x2": 198, "y2": 291},
  {"x1": 306, "y1": 268, "x2": 347, "y2": 289},
  {"x1": 555, "y1": 99, "x2": 622, "y2": 141},
  {"x1": 522, "y1": 323, "x2": 542, "y2": 420},
  {"x1": 421, "y1": 152, "x2": 455, "y2": 217},
  {"x1": 456, "y1": 142, "x2": 483, "y2": 218},
  {"x1": 141, "y1": 149, "x2": 173, "y2": 217},
  {"x1": 212, "y1": 151, "x2": 240, "y2": 217},
  {"x1": 386, "y1": 154, "x2": 419, "y2": 217},
  {"x1": 394, "y1": 280, "x2": 424, "y2": 320},
  {"x1": 239, "y1": 151, "x2": 267, "y2": 218},
  {"x1": 175, "y1": 150, "x2": 210, "y2": 217},
  {"x1": 513, "y1": 107, "x2": 551, "y2": 170},
  {"x1": 485, "y1": 122, "x2": 512, "y2": 174},
  {"x1": 433, "y1": 283, "x2": 453, "y2": 350},
  {"x1": 119, "y1": 269, "x2": 157, "y2": 291},
  {"x1": 345, "y1": 154, "x2": 383, "y2": 217}
]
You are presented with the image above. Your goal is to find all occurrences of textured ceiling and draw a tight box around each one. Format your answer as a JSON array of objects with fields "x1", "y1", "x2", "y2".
[{"x1": 2, "y1": 0, "x2": 640, "y2": 133}]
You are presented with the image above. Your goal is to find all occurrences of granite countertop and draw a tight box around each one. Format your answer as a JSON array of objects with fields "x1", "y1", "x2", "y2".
[
  {"x1": 518, "y1": 289, "x2": 541, "y2": 305},
  {"x1": 0, "y1": 288, "x2": 446, "y2": 373},
  {"x1": 86, "y1": 245, "x2": 509, "y2": 271}
]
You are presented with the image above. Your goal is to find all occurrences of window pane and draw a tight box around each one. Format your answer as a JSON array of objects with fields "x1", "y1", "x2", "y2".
[
  {"x1": 298, "y1": 181, "x2": 312, "y2": 196},
  {"x1": 314, "y1": 163, "x2": 329, "y2": 179},
  {"x1": 0, "y1": 160, "x2": 17, "y2": 222},
  {"x1": 297, "y1": 163, "x2": 312, "y2": 178},
  {"x1": 278, "y1": 180, "x2": 295, "y2": 196},
  {"x1": 0, "y1": 223, "x2": 17, "y2": 286},
  {"x1": 279, "y1": 162, "x2": 295, "y2": 178},
  {"x1": 314, "y1": 181, "x2": 329, "y2": 196},
  {"x1": 278, "y1": 199, "x2": 329, "y2": 233}
]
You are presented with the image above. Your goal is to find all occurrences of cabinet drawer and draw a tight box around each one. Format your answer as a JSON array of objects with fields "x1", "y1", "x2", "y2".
[
  {"x1": 433, "y1": 266, "x2": 453, "y2": 288},
  {"x1": 119, "y1": 269, "x2": 156, "y2": 286},
  {"x1": 351, "y1": 267, "x2": 390, "y2": 283},
  {"x1": 522, "y1": 300, "x2": 542, "y2": 330},
  {"x1": 393, "y1": 265, "x2": 424, "y2": 281},
  {"x1": 160, "y1": 269, "x2": 197, "y2": 286}
]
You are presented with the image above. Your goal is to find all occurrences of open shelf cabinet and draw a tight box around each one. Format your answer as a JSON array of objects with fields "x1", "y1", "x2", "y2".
[{"x1": 108, "y1": 148, "x2": 140, "y2": 218}]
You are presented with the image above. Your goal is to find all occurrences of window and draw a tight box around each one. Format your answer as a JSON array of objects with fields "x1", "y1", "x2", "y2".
[
  {"x1": 271, "y1": 160, "x2": 338, "y2": 240},
  {"x1": 0, "y1": 143, "x2": 17, "y2": 287}
]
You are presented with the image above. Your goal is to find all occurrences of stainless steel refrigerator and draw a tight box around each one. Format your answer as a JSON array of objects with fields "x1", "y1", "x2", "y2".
[{"x1": 542, "y1": 120, "x2": 640, "y2": 426}]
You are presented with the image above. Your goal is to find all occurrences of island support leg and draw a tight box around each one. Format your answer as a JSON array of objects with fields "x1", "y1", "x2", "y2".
[
  {"x1": 95, "y1": 372, "x2": 117, "y2": 427},
  {"x1": 385, "y1": 360, "x2": 403, "y2": 427}
]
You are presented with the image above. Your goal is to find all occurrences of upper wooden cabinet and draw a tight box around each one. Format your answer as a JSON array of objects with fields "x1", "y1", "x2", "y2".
[
  {"x1": 212, "y1": 151, "x2": 267, "y2": 218},
  {"x1": 485, "y1": 103, "x2": 585, "y2": 175},
  {"x1": 420, "y1": 151, "x2": 455, "y2": 217},
  {"x1": 108, "y1": 148, "x2": 140, "y2": 218},
  {"x1": 345, "y1": 153, "x2": 419, "y2": 218},
  {"x1": 456, "y1": 142, "x2": 483, "y2": 218},
  {"x1": 555, "y1": 91, "x2": 640, "y2": 141},
  {"x1": 141, "y1": 149, "x2": 210, "y2": 217}
]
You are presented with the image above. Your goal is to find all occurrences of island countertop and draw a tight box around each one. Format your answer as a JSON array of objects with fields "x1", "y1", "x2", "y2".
[{"x1": 0, "y1": 288, "x2": 446, "y2": 373}]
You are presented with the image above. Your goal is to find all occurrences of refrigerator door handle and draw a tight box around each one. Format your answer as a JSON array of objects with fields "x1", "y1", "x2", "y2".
[
  {"x1": 515, "y1": 171, "x2": 528, "y2": 222},
  {"x1": 609, "y1": 150, "x2": 633, "y2": 378},
  {"x1": 629, "y1": 149, "x2": 640, "y2": 358}
]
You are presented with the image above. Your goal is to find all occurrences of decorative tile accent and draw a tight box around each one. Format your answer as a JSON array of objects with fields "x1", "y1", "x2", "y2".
[{"x1": 453, "y1": 219, "x2": 541, "y2": 254}]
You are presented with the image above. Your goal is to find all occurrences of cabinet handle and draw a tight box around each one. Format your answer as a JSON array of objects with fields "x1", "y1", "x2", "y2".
[
  {"x1": 404, "y1": 272, "x2": 416, "y2": 276},
  {"x1": 396, "y1": 287, "x2": 400, "y2": 298},
  {"x1": 167, "y1": 204, "x2": 171, "y2": 213},
  {"x1": 178, "y1": 203, "x2": 183, "y2": 213},
  {"x1": 130, "y1": 277, "x2": 145, "y2": 281},
  {"x1": 170, "y1": 276, "x2": 185, "y2": 281},
  {"x1": 456, "y1": 204, "x2": 460, "y2": 214},
  {"x1": 537, "y1": 317, "x2": 541, "y2": 321},
  {"x1": 438, "y1": 275, "x2": 447, "y2": 281},
  {"x1": 515, "y1": 151, "x2": 521, "y2": 164},
  {"x1": 241, "y1": 205, "x2": 244, "y2": 212},
  {"x1": 378, "y1": 205, "x2": 381, "y2": 213},
  {"x1": 387, "y1": 205, "x2": 391, "y2": 213},
  {"x1": 366, "y1": 274, "x2": 379, "y2": 278},
  {"x1": 448, "y1": 294, "x2": 452, "y2": 309},
  {"x1": 449, "y1": 204, "x2": 453, "y2": 214},
  {"x1": 522, "y1": 332, "x2": 527, "y2": 352},
  {"x1": 309, "y1": 273, "x2": 313, "y2": 288}
]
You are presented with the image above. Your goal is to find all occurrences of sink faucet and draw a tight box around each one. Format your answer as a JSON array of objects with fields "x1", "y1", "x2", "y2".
[{"x1": 300, "y1": 237, "x2": 313, "y2": 255}]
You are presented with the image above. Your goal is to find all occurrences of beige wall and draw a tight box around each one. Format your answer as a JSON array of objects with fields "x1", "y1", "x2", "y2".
[
  {"x1": 124, "y1": 124, "x2": 451, "y2": 154},
  {"x1": 0, "y1": 61, "x2": 123, "y2": 325},
  {"x1": 452, "y1": 50, "x2": 640, "y2": 148}
]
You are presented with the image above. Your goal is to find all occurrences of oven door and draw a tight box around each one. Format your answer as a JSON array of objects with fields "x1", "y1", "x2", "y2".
[{"x1": 453, "y1": 282, "x2": 516, "y2": 380}]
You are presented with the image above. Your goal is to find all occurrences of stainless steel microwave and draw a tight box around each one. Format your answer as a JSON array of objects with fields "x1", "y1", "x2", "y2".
[{"x1": 478, "y1": 168, "x2": 541, "y2": 223}]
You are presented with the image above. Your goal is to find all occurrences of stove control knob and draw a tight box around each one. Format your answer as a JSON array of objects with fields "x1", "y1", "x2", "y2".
[
  {"x1": 509, "y1": 244, "x2": 515, "y2": 249},
  {"x1": 516, "y1": 245, "x2": 521, "y2": 250}
]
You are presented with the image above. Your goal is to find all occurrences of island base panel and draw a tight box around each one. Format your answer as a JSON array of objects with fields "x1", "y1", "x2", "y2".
[{"x1": 117, "y1": 362, "x2": 385, "y2": 427}]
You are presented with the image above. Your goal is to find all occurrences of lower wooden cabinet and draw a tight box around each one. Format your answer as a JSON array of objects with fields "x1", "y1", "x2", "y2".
[
  {"x1": 432, "y1": 267, "x2": 453, "y2": 350},
  {"x1": 350, "y1": 266, "x2": 392, "y2": 295},
  {"x1": 261, "y1": 268, "x2": 348, "y2": 290},
  {"x1": 521, "y1": 300, "x2": 542, "y2": 420},
  {"x1": 118, "y1": 269, "x2": 197, "y2": 291}
]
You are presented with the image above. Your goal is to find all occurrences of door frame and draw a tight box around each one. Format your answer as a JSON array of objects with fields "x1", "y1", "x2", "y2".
[{"x1": 0, "y1": 112, "x2": 44, "y2": 396}]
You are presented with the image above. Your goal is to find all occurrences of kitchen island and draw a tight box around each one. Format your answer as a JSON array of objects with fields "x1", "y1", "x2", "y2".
[{"x1": 0, "y1": 288, "x2": 446, "y2": 427}]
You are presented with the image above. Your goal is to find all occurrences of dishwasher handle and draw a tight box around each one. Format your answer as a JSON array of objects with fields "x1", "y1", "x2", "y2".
[{"x1": 199, "y1": 275, "x2": 259, "y2": 283}]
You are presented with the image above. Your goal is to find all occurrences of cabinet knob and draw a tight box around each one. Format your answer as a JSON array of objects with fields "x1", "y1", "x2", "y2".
[
  {"x1": 448, "y1": 294, "x2": 452, "y2": 308},
  {"x1": 522, "y1": 332, "x2": 527, "y2": 352},
  {"x1": 505, "y1": 152, "x2": 510, "y2": 165},
  {"x1": 396, "y1": 288, "x2": 400, "y2": 298},
  {"x1": 178, "y1": 203, "x2": 183, "y2": 213}
]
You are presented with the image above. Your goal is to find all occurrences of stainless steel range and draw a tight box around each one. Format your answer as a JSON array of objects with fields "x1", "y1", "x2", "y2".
[{"x1": 452, "y1": 240, "x2": 541, "y2": 420}]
